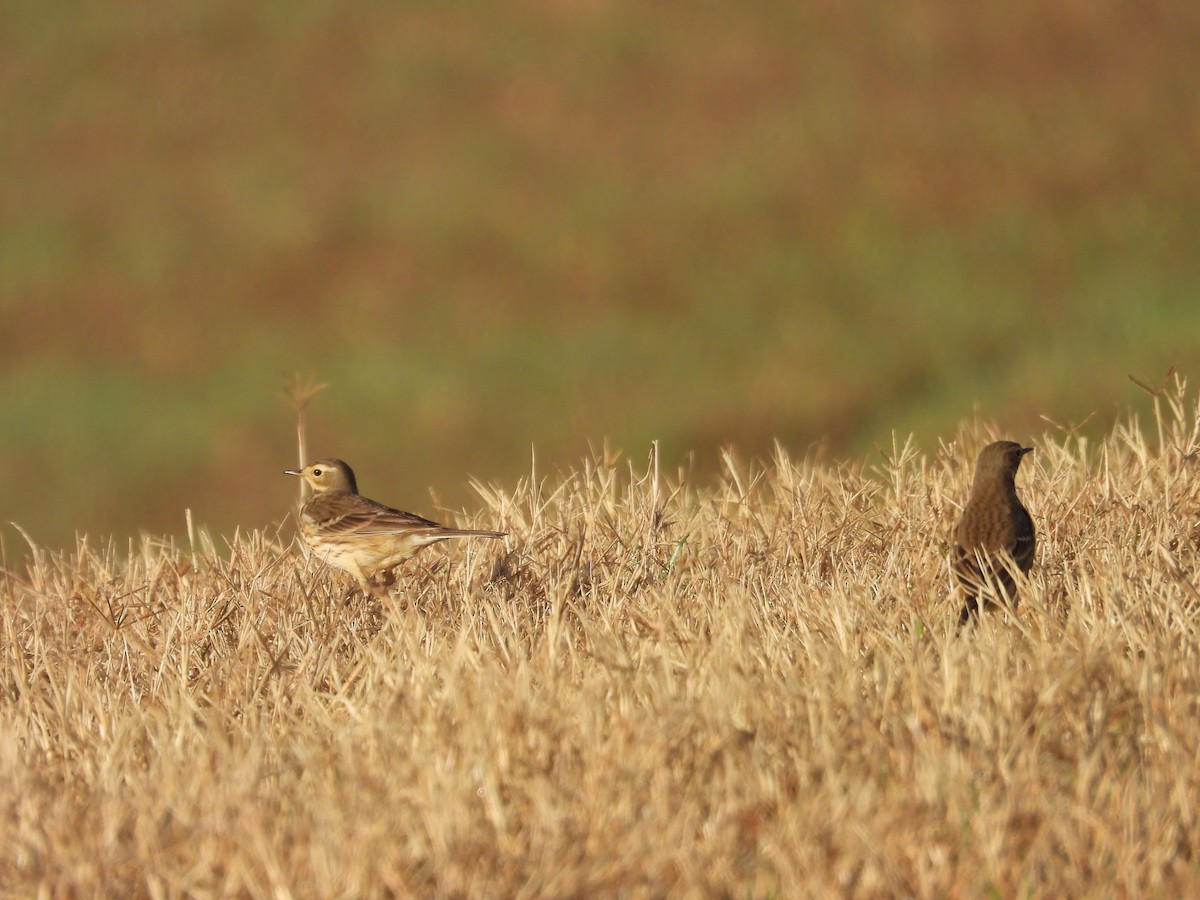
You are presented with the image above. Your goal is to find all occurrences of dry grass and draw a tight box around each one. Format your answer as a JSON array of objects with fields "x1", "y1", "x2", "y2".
[{"x1": 4, "y1": 387, "x2": 1200, "y2": 897}]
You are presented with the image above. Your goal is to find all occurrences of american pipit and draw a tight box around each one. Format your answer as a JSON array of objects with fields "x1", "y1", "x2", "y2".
[
  {"x1": 953, "y1": 441, "x2": 1036, "y2": 625},
  {"x1": 284, "y1": 458, "x2": 505, "y2": 593}
]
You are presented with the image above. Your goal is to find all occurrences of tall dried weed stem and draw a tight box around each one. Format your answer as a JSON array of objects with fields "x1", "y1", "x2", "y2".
[{"x1": 3, "y1": 384, "x2": 1200, "y2": 896}]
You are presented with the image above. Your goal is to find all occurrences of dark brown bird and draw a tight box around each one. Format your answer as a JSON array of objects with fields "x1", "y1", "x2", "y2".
[
  {"x1": 953, "y1": 441, "x2": 1036, "y2": 625},
  {"x1": 284, "y1": 458, "x2": 505, "y2": 594}
]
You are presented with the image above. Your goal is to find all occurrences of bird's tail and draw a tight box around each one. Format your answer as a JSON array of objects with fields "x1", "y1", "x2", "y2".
[
  {"x1": 958, "y1": 595, "x2": 980, "y2": 628},
  {"x1": 436, "y1": 528, "x2": 506, "y2": 540}
]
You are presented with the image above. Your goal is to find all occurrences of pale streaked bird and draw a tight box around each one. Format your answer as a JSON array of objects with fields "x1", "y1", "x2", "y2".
[
  {"x1": 285, "y1": 458, "x2": 505, "y2": 593},
  {"x1": 953, "y1": 441, "x2": 1036, "y2": 625}
]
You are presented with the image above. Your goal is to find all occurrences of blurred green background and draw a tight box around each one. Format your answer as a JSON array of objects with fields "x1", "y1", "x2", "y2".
[{"x1": 2, "y1": 1, "x2": 1198, "y2": 549}]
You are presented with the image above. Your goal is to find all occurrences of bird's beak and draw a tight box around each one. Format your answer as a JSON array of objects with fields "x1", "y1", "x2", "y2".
[
  {"x1": 284, "y1": 468, "x2": 302, "y2": 476},
  {"x1": 1020, "y1": 446, "x2": 1034, "y2": 456}
]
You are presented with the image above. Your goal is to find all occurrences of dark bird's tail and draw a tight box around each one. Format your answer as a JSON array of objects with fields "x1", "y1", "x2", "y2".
[{"x1": 958, "y1": 596, "x2": 980, "y2": 628}]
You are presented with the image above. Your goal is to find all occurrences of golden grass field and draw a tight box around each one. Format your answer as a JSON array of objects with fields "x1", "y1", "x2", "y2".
[{"x1": 3, "y1": 384, "x2": 1199, "y2": 897}]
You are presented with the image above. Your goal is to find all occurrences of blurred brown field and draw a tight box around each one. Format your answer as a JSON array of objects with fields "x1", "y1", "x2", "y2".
[{"x1": 1, "y1": 0, "x2": 1198, "y2": 548}]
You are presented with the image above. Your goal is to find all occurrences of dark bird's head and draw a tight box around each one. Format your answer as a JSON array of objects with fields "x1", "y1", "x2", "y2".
[
  {"x1": 283, "y1": 458, "x2": 359, "y2": 494},
  {"x1": 972, "y1": 441, "x2": 1032, "y2": 490}
]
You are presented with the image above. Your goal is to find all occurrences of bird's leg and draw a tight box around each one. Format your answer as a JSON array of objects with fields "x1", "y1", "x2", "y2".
[{"x1": 342, "y1": 560, "x2": 377, "y2": 599}]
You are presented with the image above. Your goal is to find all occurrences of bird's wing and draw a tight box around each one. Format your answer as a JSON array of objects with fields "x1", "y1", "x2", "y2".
[
  {"x1": 1010, "y1": 506, "x2": 1036, "y2": 572},
  {"x1": 316, "y1": 495, "x2": 449, "y2": 537}
]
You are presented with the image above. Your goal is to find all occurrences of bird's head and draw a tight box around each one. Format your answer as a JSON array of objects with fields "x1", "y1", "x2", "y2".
[
  {"x1": 283, "y1": 458, "x2": 359, "y2": 494},
  {"x1": 973, "y1": 441, "x2": 1033, "y2": 486}
]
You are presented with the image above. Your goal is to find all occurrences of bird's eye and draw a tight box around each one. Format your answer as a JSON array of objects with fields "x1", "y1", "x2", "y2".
[{"x1": 312, "y1": 468, "x2": 322, "y2": 476}]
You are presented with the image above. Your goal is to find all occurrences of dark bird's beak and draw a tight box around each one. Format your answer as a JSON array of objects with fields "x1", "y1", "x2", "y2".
[
  {"x1": 1020, "y1": 446, "x2": 1034, "y2": 456},
  {"x1": 284, "y1": 468, "x2": 302, "y2": 476}
]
